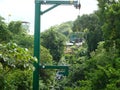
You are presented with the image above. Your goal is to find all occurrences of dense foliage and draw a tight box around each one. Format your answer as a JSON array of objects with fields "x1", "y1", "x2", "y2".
[
  {"x1": 0, "y1": 0, "x2": 120, "y2": 89},
  {"x1": 41, "y1": 27, "x2": 66, "y2": 63},
  {"x1": 0, "y1": 17, "x2": 54, "y2": 89},
  {"x1": 73, "y1": 14, "x2": 103, "y2": 56},
  {"x1": 59, "y1": 0, "x2": 120, "y2": 90},
  {"x1": 0, "y1": 42, "x2": 34, "y2": 90}
]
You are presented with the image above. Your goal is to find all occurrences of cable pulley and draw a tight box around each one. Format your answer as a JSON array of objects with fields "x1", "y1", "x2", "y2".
[{"x1": 75, "y1": 0, "x2": 81, "y2": 9}]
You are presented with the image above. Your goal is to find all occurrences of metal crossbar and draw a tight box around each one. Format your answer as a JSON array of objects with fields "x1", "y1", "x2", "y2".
[
  {"x1": 36, "y1": 0, "x2": 78, "y2": 4},
  {"x1": 39, "y1": 65, "x2": 69, "y2": 76}
]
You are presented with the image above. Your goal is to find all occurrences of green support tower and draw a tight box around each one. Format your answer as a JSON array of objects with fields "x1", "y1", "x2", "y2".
[{"x1": 33, "y1": 0, "x2": 81, "y2": 90}]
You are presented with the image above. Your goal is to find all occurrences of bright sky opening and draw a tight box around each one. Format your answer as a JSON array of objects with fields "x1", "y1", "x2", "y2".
[{"x1": 0, "y1": 0, "x2": 98, "y2": 33}]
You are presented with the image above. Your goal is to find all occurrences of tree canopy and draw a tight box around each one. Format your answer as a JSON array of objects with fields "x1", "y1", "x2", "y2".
[
  {"x1": 41, "y1": 27, "x2": 66, "y2": 63},
  {"x1": 72, "y1": 14, "x2": 103, "y2": 55},
  {"x1": 0, "y1": 0, "x2": 120, "y2": 89}
]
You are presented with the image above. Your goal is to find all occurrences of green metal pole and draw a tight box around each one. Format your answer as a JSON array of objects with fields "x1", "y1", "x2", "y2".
[{"x1": 33, "y1": 0, "x2": 41, "y2": 90}]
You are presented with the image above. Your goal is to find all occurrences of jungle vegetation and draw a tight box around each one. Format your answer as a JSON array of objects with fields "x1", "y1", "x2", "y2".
[{"x1": 0, "y1": 0, "x2": 120, "y2": 90}]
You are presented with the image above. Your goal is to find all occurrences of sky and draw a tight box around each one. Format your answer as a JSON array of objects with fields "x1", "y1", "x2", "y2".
[{"x1": 0, "y1": 0, "x2": 98, "y2": 33}]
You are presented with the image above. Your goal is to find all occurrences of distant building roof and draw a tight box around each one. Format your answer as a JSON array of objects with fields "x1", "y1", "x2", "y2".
[
  {"x1": 66, "y1": 42, "x2": 73, "y2": 46},
  {"x1": 75, "y1": 42, "x2": 83, "y2": 46},
  {"x1": 21, "y1": 21, "x2": 30, "y2": 24}
]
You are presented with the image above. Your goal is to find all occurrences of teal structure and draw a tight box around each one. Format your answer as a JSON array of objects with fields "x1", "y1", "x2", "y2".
[{"x1": 33, "y1": 0, "x2": 81, "y2": 90}]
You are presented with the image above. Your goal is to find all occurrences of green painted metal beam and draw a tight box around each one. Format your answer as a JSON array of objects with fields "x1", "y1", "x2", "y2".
[
  {"x1": 37, "y1": 0, "x2": 78, "y2": 5},
  {"x1": 39, "y1": 65, "x2": 69, "y2": 76},
  {"x1": 39, "y1": 65, "x2": 68, "y2": 69}
]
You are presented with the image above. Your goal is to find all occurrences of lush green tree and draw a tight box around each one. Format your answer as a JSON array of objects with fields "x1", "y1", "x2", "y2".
[
  {"x1": 7, "y1": 21, "x2": 34, "y2": 49},
  {"x1": 8, "y1": 21, "x2": 26, "y2": 35},
  {"x1": 73, "y1": 14, "x2": 103, "y2": 55},
  {"x1": 0, "y1": 42, "x2": 35, "y2": 90},
  {"x1": 40, "y1": 1, "x2": 120, "y2": 89},
  {"x1": 97, "y1": 0, "x2": 117, "y2": 24},
  {"x1": 0, "y1": 16, "x2": 5, "y2": 23},
  {"x1": 5, "y1": 70, "x2": 33, "y2": 90},
  {"x1": 13, "y1": 34, "x2": 34, "y2": 49},
  {"x1": 0, "y1": 42, "x2": 55, "y2": 90},
  {"x1": 0, "y1": 16, "x2": 12, "y2": 43},
  {"x1": 97, "y1": 1, "x2": 120, "y2": 55},
  {"x1": 40, "y1": 45, "x2": 53, "y2": 65},
  {"x1": 40, "y1": 46, "x2": 55, "y2": 88},
  {"x1": 56, "y1": 21, "x2": 73, "y2": 38},
  {"x1": 0, "y1": 16, "x2": 56, "y2": 89},
  {"x1": 86, "y1": 42, "x2": 120, "y2": 90},
  {"x1": 41, "y1": 27, "x2": 66, "y2": 63},
  {"x1": 62, "y1": 1, "x2": 120, "y2": 89},
  {"x1": 61, "y1": 41, "x2": 120, "y2": 90}
]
